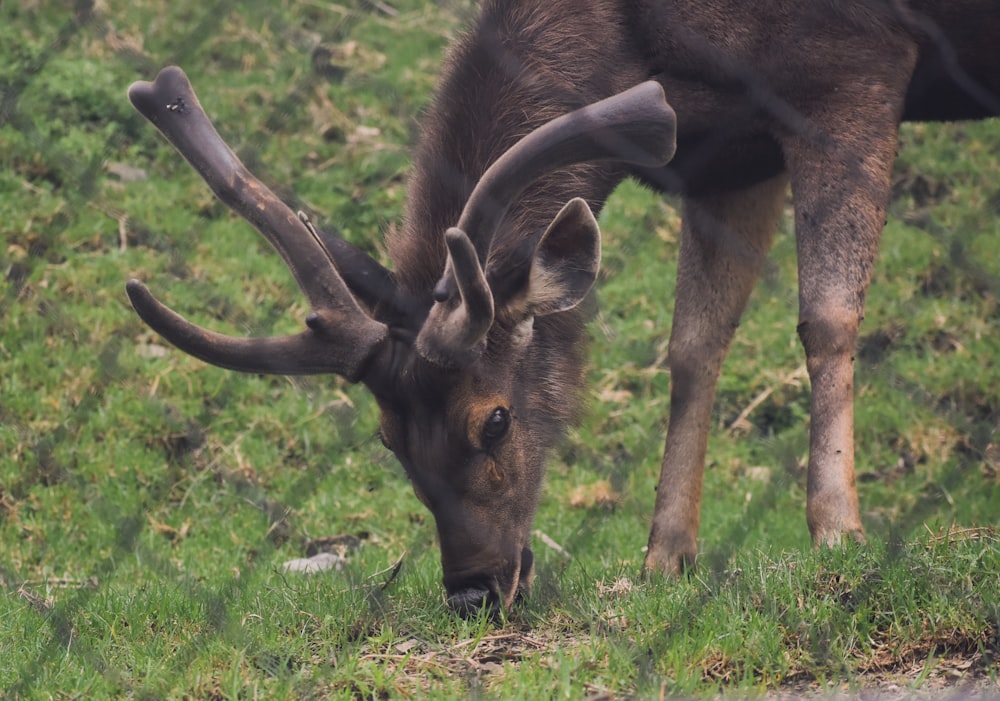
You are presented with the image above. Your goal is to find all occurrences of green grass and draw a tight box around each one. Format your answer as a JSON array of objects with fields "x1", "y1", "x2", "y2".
[{"x1": 1, "y1": 1, "x2": 999, "y2": 698}]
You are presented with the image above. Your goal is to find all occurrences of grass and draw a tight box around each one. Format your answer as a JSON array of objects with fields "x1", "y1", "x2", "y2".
[{"x1": 1, "y1": 0, "x2": 998, "y2": 698}]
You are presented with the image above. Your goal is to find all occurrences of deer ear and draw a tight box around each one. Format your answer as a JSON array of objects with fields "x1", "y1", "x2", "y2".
[{"x1": 526, "y1": 198, "x2": 602, "y2": 316}]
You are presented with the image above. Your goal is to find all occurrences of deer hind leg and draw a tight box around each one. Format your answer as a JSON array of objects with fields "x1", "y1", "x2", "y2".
[
  {"x1": 784, "y1": 102, "x2": 906, "y2": 548},
  {"x1": 645, "y1": 173, "x2": 788, "y2": 577}
]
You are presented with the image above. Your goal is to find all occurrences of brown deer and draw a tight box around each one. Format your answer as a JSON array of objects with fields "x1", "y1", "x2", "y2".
[{"x1": 126, "y1": 1, "x2": 999, "y2": 616}]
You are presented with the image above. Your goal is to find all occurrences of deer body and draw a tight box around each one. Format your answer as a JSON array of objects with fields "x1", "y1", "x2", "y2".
[{"x1": 127, "y1": 0, "x2": 999, "y2": 614}]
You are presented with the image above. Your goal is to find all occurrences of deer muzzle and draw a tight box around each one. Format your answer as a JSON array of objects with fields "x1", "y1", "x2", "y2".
[{"x1": 443, "y1": 546, "x2": 534, "y2": 619}]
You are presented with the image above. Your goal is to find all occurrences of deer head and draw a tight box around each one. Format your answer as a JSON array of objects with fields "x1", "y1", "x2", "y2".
[{"x1": 126, "y1": 66, "x2": 676, "y2": 615}]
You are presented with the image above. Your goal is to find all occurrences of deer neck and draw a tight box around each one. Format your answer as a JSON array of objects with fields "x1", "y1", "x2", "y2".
[{"x1": 389, "y1": 1, "x2": 648, "y2": 297}]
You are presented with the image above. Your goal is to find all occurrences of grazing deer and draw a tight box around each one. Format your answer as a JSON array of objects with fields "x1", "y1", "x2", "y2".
[{"x1": 126, "y1": 1, "x2": 999, "y2": 615}]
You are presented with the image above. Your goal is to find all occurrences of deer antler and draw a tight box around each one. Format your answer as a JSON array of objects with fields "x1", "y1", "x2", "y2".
[
  {"x1": 125, "y1": 66, "x2": 388, "y2": 382},
  {"x1": 418, "y1": 80, "x2": 677, "y2": 365},
  {"x1": 458, "y1": 80, "x2": 677, "y2": 258}
]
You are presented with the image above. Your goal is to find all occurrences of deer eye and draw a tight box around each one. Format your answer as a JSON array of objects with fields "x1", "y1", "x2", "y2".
[{"x1": 481, "y1": 406, "x2": 511, "y2": 447}]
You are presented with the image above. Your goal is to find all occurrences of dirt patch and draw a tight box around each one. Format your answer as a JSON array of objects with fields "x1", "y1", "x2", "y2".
[{"x1": 769, "y1": 654, "x2": 999, "y2": 700}]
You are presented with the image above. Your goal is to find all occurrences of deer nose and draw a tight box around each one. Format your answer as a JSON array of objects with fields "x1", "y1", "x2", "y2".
[{"x1": 446, "y1": 583, "x2": 501, "y2": 619}]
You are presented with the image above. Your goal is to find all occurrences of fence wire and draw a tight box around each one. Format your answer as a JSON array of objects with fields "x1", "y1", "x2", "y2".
[{"x1": 0, "y1": 1, "x2": 998, "y2": 698}]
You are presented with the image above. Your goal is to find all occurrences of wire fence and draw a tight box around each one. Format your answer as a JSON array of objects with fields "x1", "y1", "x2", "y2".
[{"x1": 1, "y1": 0, "x2": 998, "y2": 697}]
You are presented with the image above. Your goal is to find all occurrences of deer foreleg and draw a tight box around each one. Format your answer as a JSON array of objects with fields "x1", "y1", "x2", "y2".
[
  {"x1": 645, "y1": 174, "x2": 788, "y2": 576},
  {"x1": 784, "y1": 100, "x2": 906, "y2": 548}
]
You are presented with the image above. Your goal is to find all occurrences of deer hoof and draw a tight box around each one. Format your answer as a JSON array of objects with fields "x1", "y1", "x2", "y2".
[
  {"x1": 643, "y1": 526, "x2": 698, "y2": 578},
  {"x1": 643, "y1": 548, "x2": 697, "y2": 579},
  {"x1": 812, "y1": 526, "x2": 867, "y2": 549}
]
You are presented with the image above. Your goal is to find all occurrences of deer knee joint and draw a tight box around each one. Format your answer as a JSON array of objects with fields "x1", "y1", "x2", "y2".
[{"x1": 796, "y1": 313, "x2": 859, "y2": 361}]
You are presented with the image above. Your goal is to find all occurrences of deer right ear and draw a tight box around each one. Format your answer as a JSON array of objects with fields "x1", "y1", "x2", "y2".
[{"x1": 525, "y1": 198, "x2": 602, "y2": 317}]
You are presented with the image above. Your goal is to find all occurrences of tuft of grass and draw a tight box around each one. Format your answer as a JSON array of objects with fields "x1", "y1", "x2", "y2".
[{"x1": 1, "y1": 1, "x2": 998, "y2": 698}]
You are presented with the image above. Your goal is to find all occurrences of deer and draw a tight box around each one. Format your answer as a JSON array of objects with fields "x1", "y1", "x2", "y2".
[{"x1": 125, "y1": 1, "x2": 1000, "y2": 616}]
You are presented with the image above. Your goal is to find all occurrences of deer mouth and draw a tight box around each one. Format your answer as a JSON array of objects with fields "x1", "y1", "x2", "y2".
[
  {"x1": 446, "y1": 581, "x2": 502, "y2": 619},
  {"x1": 445, "y1": 547, "x2": 534, "y2": 619}
]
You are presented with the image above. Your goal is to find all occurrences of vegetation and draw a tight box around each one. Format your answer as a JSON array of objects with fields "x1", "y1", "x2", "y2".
[{"x1": 1, "y1": 1, "x2": 997, "y2": 698}]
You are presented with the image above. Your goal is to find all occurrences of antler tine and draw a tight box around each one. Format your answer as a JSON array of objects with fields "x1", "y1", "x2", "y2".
[
  {"x1": 415, "y1": 228, "x2": 494, "y2": 366},
  {"x1": 126, "y1": 66, "x2": 387, "y2": 381},
  {"x1": 421, "y1": 81, "x2": 677, "y2": 363},
  {"x1": 458, "y1": 80, "x2": 676, "y2": 264},
  {"x1": 126, "y1": 279, "x2": 373, "y2": 378}
]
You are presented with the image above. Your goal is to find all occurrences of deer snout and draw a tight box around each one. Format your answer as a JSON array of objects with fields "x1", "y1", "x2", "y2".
[
  {"x1": 446, "y1": 582, "x2": 502, "y2": 619},
  {"x1": 443, "y1": 546, "x2": 534, "y2": 618}
]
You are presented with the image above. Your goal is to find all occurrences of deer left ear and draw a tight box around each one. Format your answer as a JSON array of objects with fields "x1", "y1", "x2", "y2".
[{"x1": 525, "y1": 198, "x2": 602, "y2": 316}]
